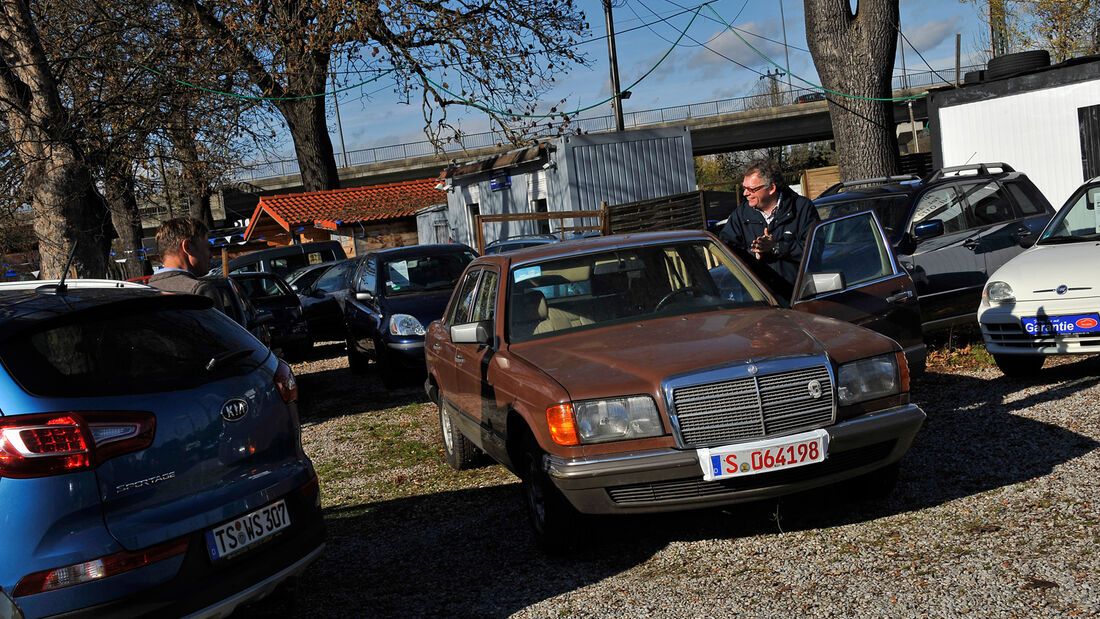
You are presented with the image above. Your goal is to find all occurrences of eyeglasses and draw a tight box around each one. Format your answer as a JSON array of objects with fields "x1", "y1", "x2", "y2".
[{"x1": 744, "y1": 183, "x2": 770, "y2": 193}]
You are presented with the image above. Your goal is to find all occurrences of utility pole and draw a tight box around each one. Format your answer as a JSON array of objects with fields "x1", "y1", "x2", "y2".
[
  {"x1": 778, "y1": 0, "x2": 793, "y2": 100},
  {"x1": 331, "y1": 72, "x2": 348, "y2": 169},
  {"x1": 604, "y1": 0, "x2": 625, "y2": 131}
]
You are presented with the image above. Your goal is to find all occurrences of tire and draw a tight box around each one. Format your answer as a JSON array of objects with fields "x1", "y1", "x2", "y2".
[
  {"x1": 521, "y1": 436, "x2": 580, "y2": 551},
  {"x1": 373, "y1": 336, "x2": 401, "y2": 389},
  {"x1": 439, "y1": 401, "x2": 476, "y2": 470},
  {"x1": 994, "y1": 353, "x2": 1044, "y2": 378},
  {"x1": 986, "y1": 50, "x2": 1050, "y2": 79},
  {"x1": 346, "y1": 335, "x2": 368, "y2": 374}
]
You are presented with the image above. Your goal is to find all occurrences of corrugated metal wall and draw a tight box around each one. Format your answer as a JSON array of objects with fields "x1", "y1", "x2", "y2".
[
  {"x1": 562, "y1": 128, "x2": 696, "y2": 211},
  {"x1": 938, "y1": 81, "x2": 1100, "y2": 207}
]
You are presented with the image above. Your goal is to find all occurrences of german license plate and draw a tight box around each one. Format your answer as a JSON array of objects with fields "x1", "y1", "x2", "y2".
[
  {"x1": 696, "y1": 429, "x2": 829, "y2": 482},
  {"x1": 1021, "y1": 313, "x2": 1100, "y2": 336},
  {"x1": 205, "y1": 499, "x2": 290, "y2": 561}
]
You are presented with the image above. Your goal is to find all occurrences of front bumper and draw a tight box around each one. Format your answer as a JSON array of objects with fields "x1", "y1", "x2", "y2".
[
  {"x1": 545, "y1": 403, "x2": 926, "y2": 515},
  {"x1": 385, "y1": 340, "x2": 426, "y2": 370},
  {"x1": 979, "y1": 300, "x2": 1100, "y2": 355}
]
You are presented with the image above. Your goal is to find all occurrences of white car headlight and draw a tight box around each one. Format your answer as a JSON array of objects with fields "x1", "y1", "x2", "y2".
[
  {"x1": 985, "y1": 281, "x2": 1015, "y2": 303},
  {"x1": 837, "y1": 354, "x2": 899, "y2": 405},
  {"x1": 574, "y1": 395, "x2": 663, "y2": 443},
  {"x1": 389, "y1": 314, "x2": 425, "y2": 336}
]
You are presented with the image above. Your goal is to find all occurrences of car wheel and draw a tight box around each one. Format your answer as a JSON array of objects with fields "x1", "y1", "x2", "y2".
[
  {"x1": 373, "y1": 336, "x2": 401, "y2": 389},
  {"x1": 346, "y1": 335, "x2": 368, "y2": 374},
  {"x1": 439, "y1": 401, "x2": 476, "y2": 470},
  {"x1": 521, "y1": 436, "x2": 579, "y2": 551},
  {"x1": 993, "y1": 353, "x2": 1044, "y2": 378}
]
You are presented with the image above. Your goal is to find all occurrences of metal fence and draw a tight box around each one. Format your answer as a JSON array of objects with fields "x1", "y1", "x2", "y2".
[{"x1": 239, "y1": 65, "x2": 981, "y2": 182}]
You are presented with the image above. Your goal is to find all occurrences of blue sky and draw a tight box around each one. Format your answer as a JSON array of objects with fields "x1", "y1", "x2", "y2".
[{"x1": 321, "y1": 0, "x2": 990, "y2": 157}]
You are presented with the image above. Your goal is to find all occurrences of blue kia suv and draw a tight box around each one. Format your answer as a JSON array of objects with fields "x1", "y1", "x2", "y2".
[{"x1": 0, "y1": 281, "x2": 324, "y2": 618}]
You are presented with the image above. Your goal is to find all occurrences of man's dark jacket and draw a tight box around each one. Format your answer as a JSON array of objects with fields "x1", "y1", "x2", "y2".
[
  {"x1": 718, "y1": 186, "x2": 821, "y2": 297},
  {"x1": 148, "y1": 270, "x2": 225, "y2": 312}
]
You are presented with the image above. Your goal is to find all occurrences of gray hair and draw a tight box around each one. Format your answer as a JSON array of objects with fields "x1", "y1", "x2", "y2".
[{"x1": 743, "y1": 158, "x2": 785, "y2": 189}]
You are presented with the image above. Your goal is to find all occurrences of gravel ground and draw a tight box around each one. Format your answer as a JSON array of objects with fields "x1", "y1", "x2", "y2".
[{"x1": 243, "y1": 345, "x2": 1100, "y2": 618}]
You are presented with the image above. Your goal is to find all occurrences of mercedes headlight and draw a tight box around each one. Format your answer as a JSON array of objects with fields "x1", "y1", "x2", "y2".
[
  {"x1": 985, "y1": 281, "x2": 1015, "y2": 303},
  {"x1": 837, "y1": 354, "x2": 899, "y2": 405},
  {"x1": 574, "y1": 395, "x2": 663, "y2": 443},
  {"x1": 389, "y1": 314, "x2": 425, "y2": 336}
]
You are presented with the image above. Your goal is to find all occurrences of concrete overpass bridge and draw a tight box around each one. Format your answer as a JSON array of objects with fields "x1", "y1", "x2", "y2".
[{"x1": 222, "y1": 67, "x2": 973, "y2": 216}]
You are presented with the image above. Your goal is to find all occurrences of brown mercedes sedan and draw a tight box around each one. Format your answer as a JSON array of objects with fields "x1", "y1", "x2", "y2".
[{"x1": 425, "y1": 212, "x2": 926, "y2": 547}]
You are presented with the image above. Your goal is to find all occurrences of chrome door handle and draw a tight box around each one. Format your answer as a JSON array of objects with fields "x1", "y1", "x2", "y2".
[
  {"x1": 431, "y1": 343, "x2": 441, "y2": 351},
  {"x1": 962, "y1": 237, "x2": 981, "y2": 250},
  {"x1": 887, "y1": 290, "x2": 914, "y2": 304},
  {"x1": 455, "y1": 354, "x2": 465, "y2": 364}
]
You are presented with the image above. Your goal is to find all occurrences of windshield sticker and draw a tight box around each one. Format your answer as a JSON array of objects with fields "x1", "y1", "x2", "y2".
[{"x1": 514, "y1": 266, "x2": 542, "y2": 283}]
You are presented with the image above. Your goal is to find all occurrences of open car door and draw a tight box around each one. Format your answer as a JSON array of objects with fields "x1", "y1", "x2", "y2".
[{"x1": 791, "y1": 210, "x2": 927, "y2": 372}]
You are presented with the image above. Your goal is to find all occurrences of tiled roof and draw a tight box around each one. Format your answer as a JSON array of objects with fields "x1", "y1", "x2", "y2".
[{"x1": 243, "y1": 177, "x2": 445, "y2": 239}]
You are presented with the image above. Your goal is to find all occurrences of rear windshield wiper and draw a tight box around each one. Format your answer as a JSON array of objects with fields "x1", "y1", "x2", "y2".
[{"x1": 206, "y1": 348, "x2": 256, "y2": 372}]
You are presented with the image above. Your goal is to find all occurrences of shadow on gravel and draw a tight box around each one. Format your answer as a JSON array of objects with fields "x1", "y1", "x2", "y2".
[
  {"x1": 295, "y1": 363, "x2": 429, "y2": 426},
  {"x1": 270, "y1": 486, "x2": 669, "y2": 617},
  {"x1": 239, "y1": 352, "x2": 1099, "y2": 616}
]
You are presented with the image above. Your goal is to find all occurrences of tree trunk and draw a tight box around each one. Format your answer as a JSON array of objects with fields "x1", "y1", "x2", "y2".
[
  {"x1": 275, "y1": 94, "x2": 340, "y2": 192},
  {"x1": 0, "y1": 0, "x2": 112, "y2": 279},
  {"x1": 103, "y1": 157, "x2": 151, "y2": 279},
  {"x1": 30, "y1": 152, "x2": 113, "y2": 279},
  {"x1": 804, "y1": 0, "x2": 900, "y2": 181}
]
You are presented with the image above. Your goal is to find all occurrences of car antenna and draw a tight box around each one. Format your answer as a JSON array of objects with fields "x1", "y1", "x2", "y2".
[{"x1": 35, "y1": 241, "x2": 79, "y2": 295}]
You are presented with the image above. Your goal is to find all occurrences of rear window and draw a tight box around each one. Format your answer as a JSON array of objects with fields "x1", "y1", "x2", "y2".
[
  {"x1": 816, "y1": 195, "x2": 910, "y2": 242},
  {"x1": 0, "y1": 306, "x2": 269, "y2": 397}
]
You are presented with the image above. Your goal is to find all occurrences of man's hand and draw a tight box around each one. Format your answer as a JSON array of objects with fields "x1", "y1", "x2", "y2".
[{"x1": 750, "y1": 229, "x2": 776, "y2": 259}]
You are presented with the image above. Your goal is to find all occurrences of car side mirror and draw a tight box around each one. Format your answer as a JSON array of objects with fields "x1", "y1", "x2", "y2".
[
  {"x1": 355, "y1": 290, "x2": 374, "y2": 302},
  {"x1": 310, "y1": 287, "x2": 326, "y2": 298},
  {"x1": 799, "y1": 272, "x2": 845, "y2": 298},
  {"x1": 913, "y1": 220, "x2": 945, "y2": 240},
  {"x1": 1018, "y1": 233, "x2": 1037, "y2": 249},
  {"x1": 450, "y1": 320, "x2": 493, "y2": 346}
]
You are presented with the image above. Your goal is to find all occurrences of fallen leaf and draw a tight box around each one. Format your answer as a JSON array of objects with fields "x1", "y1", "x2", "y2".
[{"x1": 1021, "y1": 576, "x2": 1058, "y2": 591}]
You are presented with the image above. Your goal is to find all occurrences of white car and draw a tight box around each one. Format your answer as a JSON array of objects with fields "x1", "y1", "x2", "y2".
[{"x1": 978, "y1": 177, "x2": 1100, "y2": 377}]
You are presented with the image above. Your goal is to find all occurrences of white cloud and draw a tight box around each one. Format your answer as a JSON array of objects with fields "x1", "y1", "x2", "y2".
[{"x1": 904, "y1": 16, "x2": 963, "y2": 53}]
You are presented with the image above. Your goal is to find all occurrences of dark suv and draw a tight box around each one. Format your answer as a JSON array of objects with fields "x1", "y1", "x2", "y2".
[{"x1": 813, "y1": 163, "x2": 1055, "y2": 331}]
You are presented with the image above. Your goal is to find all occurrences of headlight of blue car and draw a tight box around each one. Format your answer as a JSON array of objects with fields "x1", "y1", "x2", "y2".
[
  {"x1": 574, "y1": 395, "x2": 663, "y2": 443},
  {"x1": 389, "y1": 314, "x2": 426, "y2": 336},
  {"x1": 837, "y1": 354, "x2": 899, "y2": 405}
]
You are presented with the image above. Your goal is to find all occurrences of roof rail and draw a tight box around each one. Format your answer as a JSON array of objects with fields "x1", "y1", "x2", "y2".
[
  {"x1": 923, "y1": 162, "x2": 1015, "y2": 183},
  {"x1": 818, "y1": 174, "x2": 921, "y2": 197}
]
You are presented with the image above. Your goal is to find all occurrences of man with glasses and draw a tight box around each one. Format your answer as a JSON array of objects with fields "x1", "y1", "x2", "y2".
[{"x1": 719, "y1": 158, "x2": 820, "y2": 298}]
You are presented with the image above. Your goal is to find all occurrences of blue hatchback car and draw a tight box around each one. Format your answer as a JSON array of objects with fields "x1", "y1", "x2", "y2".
[
  {"x1": 344, "y1": 244, "x2": 477, "y2": 388},
  {"x1": 0, "y1": 282, "x2": 324, "y2": 618}
]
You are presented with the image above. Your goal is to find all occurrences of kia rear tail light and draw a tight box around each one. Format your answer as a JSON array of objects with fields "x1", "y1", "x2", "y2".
[
  {"x1": 13, "y1": 536, "x2": 188, "y2": 597},
  {"x1": 274, "y1": 360, "x2": 298, "y2": 403},
  {"x1": 0, "y1": 412, "x2": 155, "y2": 479}
]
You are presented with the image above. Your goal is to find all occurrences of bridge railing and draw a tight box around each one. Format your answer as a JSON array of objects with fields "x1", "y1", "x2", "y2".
[{"x1": 238, "y1": 65, "x2": 981, "y2": 182}]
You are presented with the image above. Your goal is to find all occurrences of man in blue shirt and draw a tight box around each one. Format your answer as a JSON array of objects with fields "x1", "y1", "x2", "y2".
[{"x1": 719, "y1": 158, "x2": 820, "y2": 299}]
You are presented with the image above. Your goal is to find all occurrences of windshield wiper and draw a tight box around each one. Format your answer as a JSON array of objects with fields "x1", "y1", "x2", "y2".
[
  {"x1": 206, "y1": 348, "x2": 256, "y2": 372},
  {"x1": 1039, "y1": 234, "x2": 1100, "y2": 245}
]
